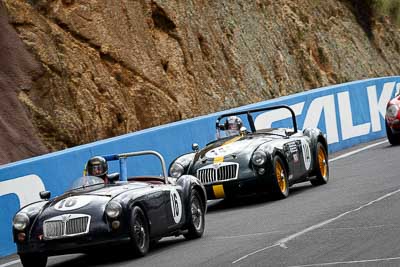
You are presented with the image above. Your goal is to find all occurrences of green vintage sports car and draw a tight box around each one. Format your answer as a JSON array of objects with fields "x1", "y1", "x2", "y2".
[{"x1": 169, "y1": 105, "x2": 329, "y2": 201}]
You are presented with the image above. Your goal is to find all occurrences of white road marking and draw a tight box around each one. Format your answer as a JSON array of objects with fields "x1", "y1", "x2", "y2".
[
  {"x1": 329, "y1": 140, "x2": 388, "y2": 162},
  {"x1": 0, "y1": 260, "x2": 20, "y2": 267},
  {"x1": 232, "y1": 139, "x2": 395, "y2": 264},
  {"x1": 287, "y1": 256, "x2": 400, "y2": 267},
  {"x1": 233, "y1": 187, "x2": 400, "y2": 264},
  {"x1": 276, "y1": 188, "x2": 400, "y2": 247},
  {"x1": 320, "y1": 224, "x2": 394, "y2": 231},
  {"x1": 232, "y1": 244, "x2": 279, "y2": 264},
  {"x1": 213, "y1": 230, "x2": 282, "y2": 240}
]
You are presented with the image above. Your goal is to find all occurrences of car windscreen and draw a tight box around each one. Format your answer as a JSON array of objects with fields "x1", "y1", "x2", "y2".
[{"x1": 68, "y1": 176, "x2": 105, "y2": 191}]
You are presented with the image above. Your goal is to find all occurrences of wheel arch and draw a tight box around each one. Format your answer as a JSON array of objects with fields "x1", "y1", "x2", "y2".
[
  {"x1": 303, "y1": 128, "x2": 329, "y2": 165},
  {"x1": 192, "y1": 184, "x2": 207, "y2": 212},
  {"x1": 273, "y1": 151, "x2": 289, "y2": 175},
  {"x1": 317, "y1": 135, "x2": 328, "y2": 156},
  {"x1": 178, "y1": 175, "x2": 207, "y2": 223},
  {"x1": 128, "y1": 201, "x2": 151, "y2": 235}
]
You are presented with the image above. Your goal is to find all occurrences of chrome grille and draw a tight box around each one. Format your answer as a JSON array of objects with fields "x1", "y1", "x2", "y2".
[
  {"x1": 197, "y1": 162, "x2": 239, "y2": 185},
  {"x1": 44, "y1": 214, "x2": 90, "y2": 240},
  {"x1": 44, "y1": 221, "x2": 63, "y2": 238},
  {"x1": 66, "y1": 216, "x2": 89, "y2": 235}
]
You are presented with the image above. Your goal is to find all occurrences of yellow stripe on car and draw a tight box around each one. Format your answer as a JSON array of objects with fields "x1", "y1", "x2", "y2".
[
  {"x1": 213, "y1": 184, "x2": 225, "y2": 199},
  {"x1": 213, "y1": 136, "x2": 242, "y2": 164},
  {"x1": 214, "y1": 156, "x2": 224, "y2": 163}
]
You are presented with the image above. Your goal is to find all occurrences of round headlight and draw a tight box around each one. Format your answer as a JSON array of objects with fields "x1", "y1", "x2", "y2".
[
  {"x1": 105, "y1": 201, "x2": 122, "y2": 218},
  {"x1": 252, "y1": 151, "x2": 266, "y2": 166},
  {"x1": 13, "y1": 213, "x2": 29, "y2": 231},
  {"x1": 387, "y1": 104, "x2": 399, "y2": 119},
  {"x1": 170, "y1": 162, "x2": 184, "y2": 178}
]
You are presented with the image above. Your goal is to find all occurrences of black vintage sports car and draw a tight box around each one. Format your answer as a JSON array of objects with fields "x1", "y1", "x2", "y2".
[
  {"x1": 169, "y1": 105, "x2": 329, "y2": 201},
  {"x1": 13, "y1": 151, "x2": 206, "y2": 267}
]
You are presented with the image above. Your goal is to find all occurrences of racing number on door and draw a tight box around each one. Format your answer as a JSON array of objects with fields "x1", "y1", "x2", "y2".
[
  {"x1": 170, "y1": 188, "x2": 182, "y2": 224},
  {"x1": 172, "y1": 194, "x2": 179, "y2": 217},
  {"x1": 301, "y1": 139, "x2": 312, "y2": 171}
]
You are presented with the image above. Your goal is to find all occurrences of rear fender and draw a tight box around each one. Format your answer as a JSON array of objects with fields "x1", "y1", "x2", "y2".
[{"x1": 303, "y1": 128, "x2": 328, "y2": 172}]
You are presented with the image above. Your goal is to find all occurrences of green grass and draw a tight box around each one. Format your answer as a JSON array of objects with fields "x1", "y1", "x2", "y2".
[{"x1": 372, "y1": 0, "x2": 400, "y2": 25}]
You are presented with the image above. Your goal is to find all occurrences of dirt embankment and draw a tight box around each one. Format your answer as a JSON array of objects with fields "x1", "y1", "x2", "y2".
[
  {"x1": 0, "y1": 3, "x2": 47, "y2": 164},
  {"x1": 1, "y1": 0, "x2": 400, "y2": 165}
]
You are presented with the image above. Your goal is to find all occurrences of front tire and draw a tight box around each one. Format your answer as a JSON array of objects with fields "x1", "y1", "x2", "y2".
[
  {"x1": 270, "y1": 156, "x2": 289, "y2": 199},
  {"x1": 386, "y1": 121, "x2": 400, "y2": 145},
  {"x1": 20, "y1": 253, "x2": 47, "y2": 267},
  {"x1": 310, "y1": 142, "x2": 329, "y2": 186},
  {"x1": 129, "y1": 206, "x2": 149, "y2": 257},
  {"x1": 184, "y1": 190, "x2": 205, "y2": 240}
]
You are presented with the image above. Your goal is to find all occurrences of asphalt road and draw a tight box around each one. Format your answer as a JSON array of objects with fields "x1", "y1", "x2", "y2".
[{"x1": 2, "y1": 138, "x2": 400, "y2": 267}]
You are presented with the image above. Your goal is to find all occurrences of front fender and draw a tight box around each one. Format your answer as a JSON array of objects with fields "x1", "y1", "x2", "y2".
[
  {"x1": 177, "y1": 175, "x2": 207, "y2": 224},
  {"x1": 12, "y1": 200, "x2": 48, "y2": 242},
  {"x1": 169, "y1": 153, "x2": 196, "y2": 176}
]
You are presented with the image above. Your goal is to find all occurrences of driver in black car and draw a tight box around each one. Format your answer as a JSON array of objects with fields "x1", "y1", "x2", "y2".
[{"x1": 86, "y1": 156, "x2": 111, "y2": 184}]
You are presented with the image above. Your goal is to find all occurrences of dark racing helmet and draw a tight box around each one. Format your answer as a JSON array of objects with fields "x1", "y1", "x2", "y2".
[
  {"x1": 86, "y1": 156, "x2": 108, "y2": 178},
  {"x1": 224, "y1": 116, "x2": 243, "y2": 136}
]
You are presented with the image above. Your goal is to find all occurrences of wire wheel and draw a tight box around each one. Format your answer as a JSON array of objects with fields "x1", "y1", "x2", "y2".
[
  {"x1": 311, "y1": 142, "x2": 329, "y2": 186},
  {"x1": 133, "y1": 217, "x2": 146, "y2": 249},
  {"x1": 275, "y1": 160, "x2": 287, "y2": 193},
  {"x1": 191, "y1": 193, "x2": 203, "y2": 231},
  {"x1": 129, "y1": 206, "x2": 149, "y2": 256},
  {"x1": 271, "y1": 156, "x2": 289, "y2": 199},
  {"x1": 318, "y1": 147, "x2": 328, "y2": 178},
  {"x1": 184, "y1": 190, "x2": 205, "y2": 239}
]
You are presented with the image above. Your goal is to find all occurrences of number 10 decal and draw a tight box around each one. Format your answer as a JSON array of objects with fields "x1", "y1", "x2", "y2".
[
  {"x1": 54, "y1": 196, "x2": 92, "y2": 211},
  {"x1": 170, "y1": 188, "x2": 182, "y2": 224}
]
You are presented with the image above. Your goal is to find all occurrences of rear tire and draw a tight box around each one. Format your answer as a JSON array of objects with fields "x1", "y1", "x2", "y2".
[
  {"x1": 386, "y1": 121, "x2": 400, "y2": 145},
  {"x1": 184, "y1": 190, "x2": 205, "y2": 240},
  {"x1": 129, "y1": 206, "x2": 149, "y2": 257},
  {"x1": 20, "y1": 253, "x2": 47, "y2": 267},
  {"x1": 311, "y1": 142, "x2": 329, "y2": 186},
  {"x1": 270, "y1": 156, "x2": 289, "y2": 199}
]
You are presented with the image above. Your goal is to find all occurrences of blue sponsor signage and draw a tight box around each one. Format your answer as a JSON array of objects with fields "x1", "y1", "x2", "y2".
[{"x1": 0, "y1": 77, "x2": 399, "y2": 256}]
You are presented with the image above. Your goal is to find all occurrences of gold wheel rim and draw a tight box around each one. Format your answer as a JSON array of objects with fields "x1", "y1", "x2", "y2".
[
  {"x1": 275, "y1": 160, "x2": 286, "y2": 193},
  {"x1": 318, "y1": 148, "x2": 327, "y2": 178}
]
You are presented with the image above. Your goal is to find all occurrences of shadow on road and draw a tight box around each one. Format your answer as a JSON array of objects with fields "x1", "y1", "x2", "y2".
[
  {"x1": 206, "y1": 181, "x2": 316, "y2": 213},
  {"x1": 48, "y1": 238, "x2": 187, "y2": 267}
]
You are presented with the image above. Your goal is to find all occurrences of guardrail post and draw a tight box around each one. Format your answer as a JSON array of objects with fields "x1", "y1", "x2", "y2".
[{"x1": 119, "y1": 157, "x2": 128, "y2": 182}]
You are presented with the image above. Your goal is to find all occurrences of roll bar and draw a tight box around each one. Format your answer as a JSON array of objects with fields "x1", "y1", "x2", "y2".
[
  {"x1": 215, "y1": 105, "x2": 297, "y2": 134},
  {"x1": 101, "y1": 150, "x2": 168, "y2": 183}
]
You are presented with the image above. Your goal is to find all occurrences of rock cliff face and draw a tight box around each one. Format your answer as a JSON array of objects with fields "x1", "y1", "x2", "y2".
[{"x1": 1, "y1": 0, "x2": 400, "y2": 164}]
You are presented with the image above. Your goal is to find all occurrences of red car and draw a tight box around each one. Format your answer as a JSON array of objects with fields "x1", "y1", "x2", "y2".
[{"x1": 386, "y1": 94, "x2": 400, "y2": 145}]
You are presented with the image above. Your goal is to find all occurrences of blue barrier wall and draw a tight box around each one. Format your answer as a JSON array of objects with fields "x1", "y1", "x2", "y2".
[{"x1": 0, "y1": 76, "x2": 399, "y2": 256}]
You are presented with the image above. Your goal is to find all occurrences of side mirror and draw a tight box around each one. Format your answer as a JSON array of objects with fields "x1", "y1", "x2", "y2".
[
  {"x1": 39, "y1": 191, "x2": 51, "y2": 200},
  {"x1": 240, "y1": 126, "x2": 247, "y2": 135},
  {"x1": 192, "y1": 143, "x2": 199, "y2": 152}
]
